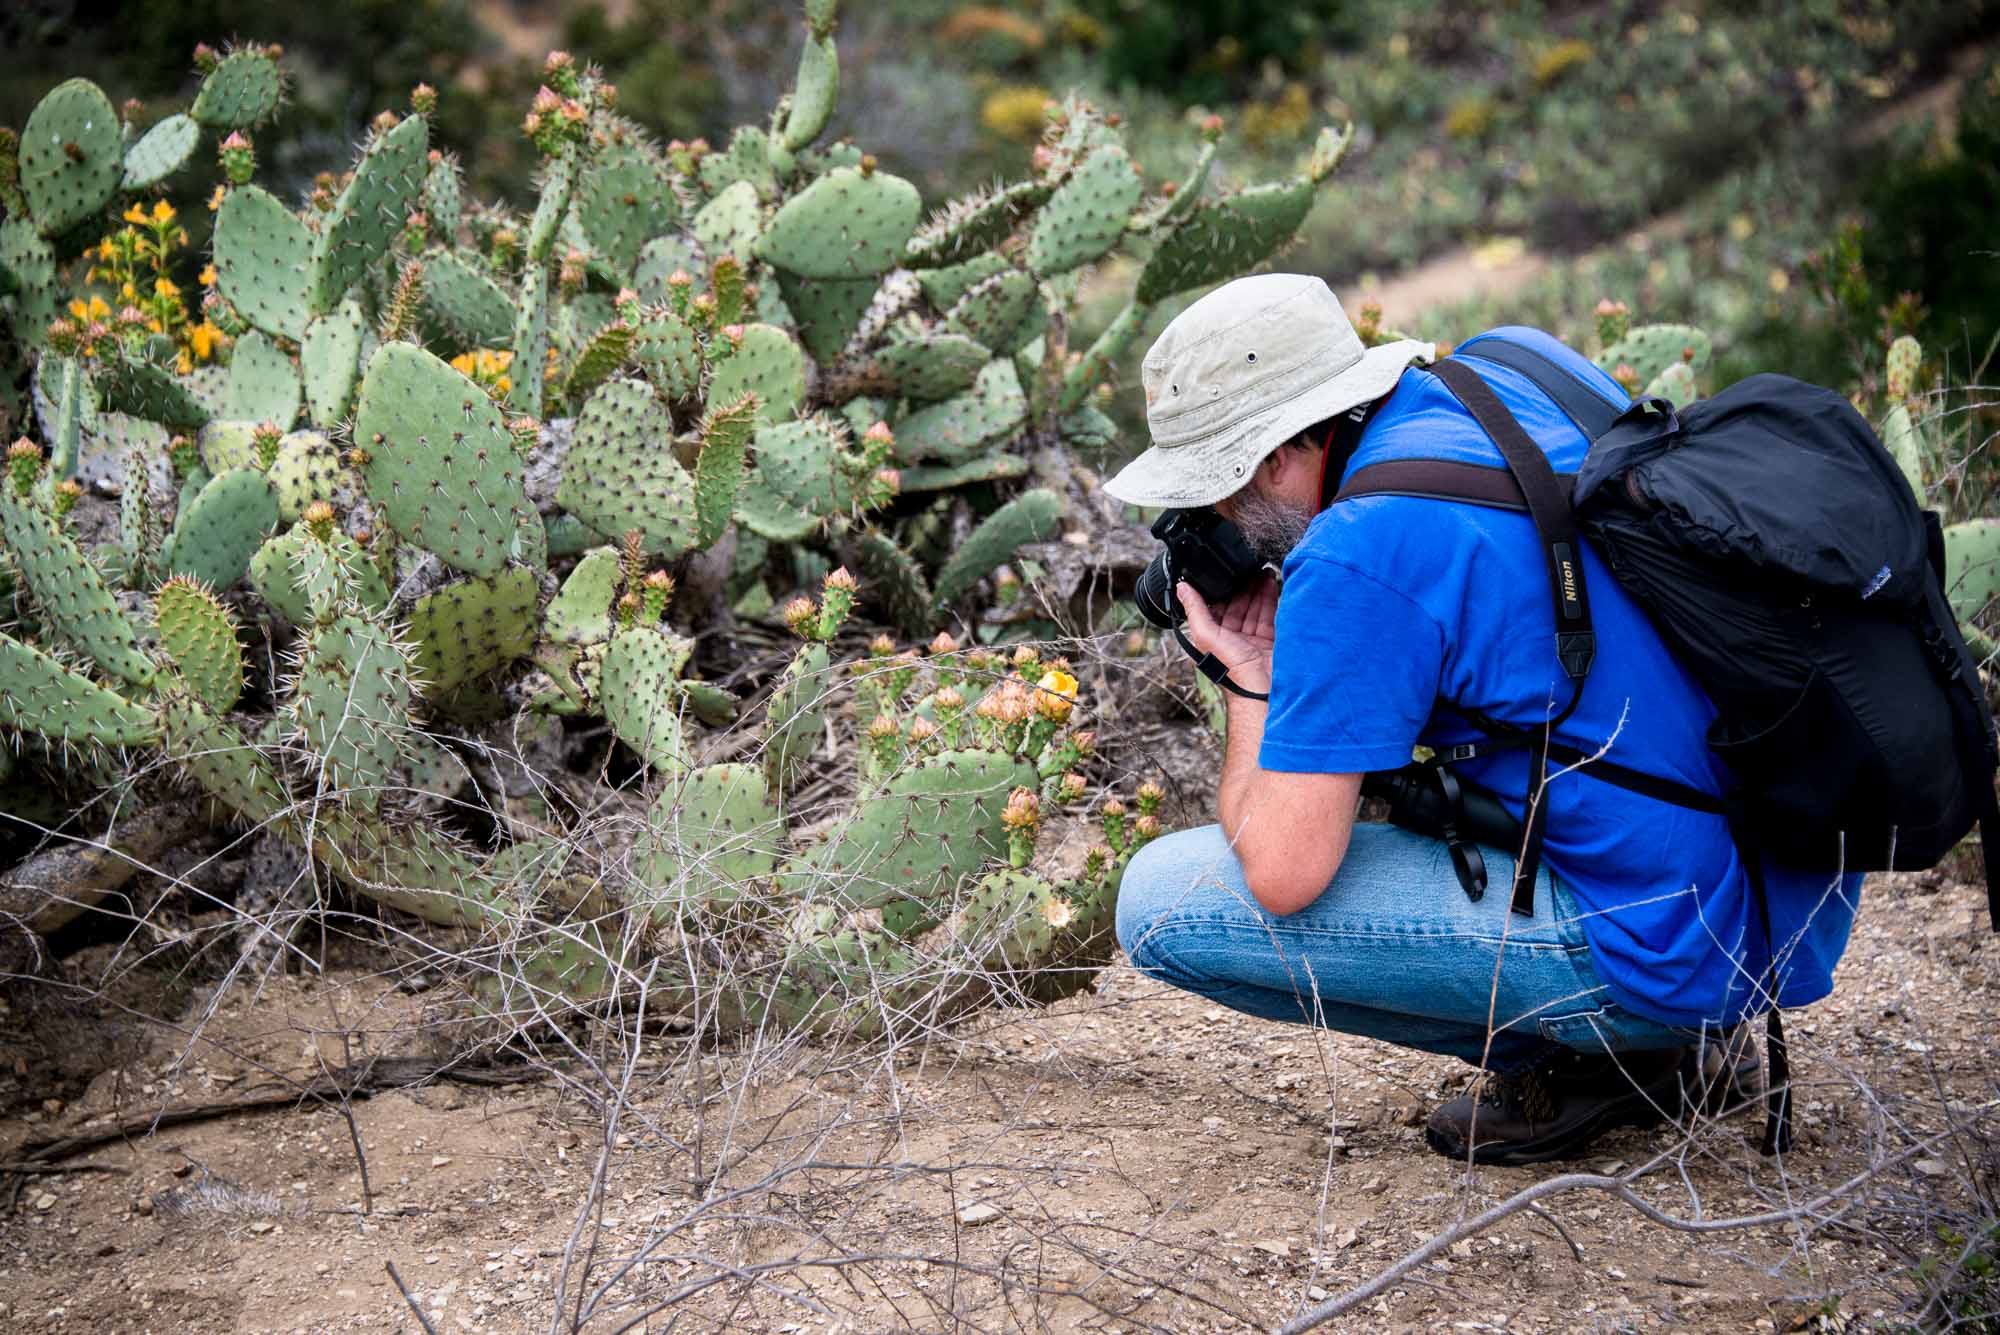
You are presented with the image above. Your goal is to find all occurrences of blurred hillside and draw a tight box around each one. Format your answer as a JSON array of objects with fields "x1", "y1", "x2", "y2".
[{"x1": 6, "y1": 0, "x2": 1995, "y2": 418}]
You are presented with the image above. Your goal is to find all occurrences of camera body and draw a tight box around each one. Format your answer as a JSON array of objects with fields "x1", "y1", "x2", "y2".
[{"x1": 1132, "y1": 507, "x2": 1267, "y2": 630}]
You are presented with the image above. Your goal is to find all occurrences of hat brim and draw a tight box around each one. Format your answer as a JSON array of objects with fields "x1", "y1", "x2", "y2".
[{"x1": 1103, "y1": 339, "x2": 1434, "y2": 509}]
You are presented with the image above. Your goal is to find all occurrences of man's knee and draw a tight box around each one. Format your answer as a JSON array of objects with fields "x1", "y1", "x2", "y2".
[{"x1": 1114, "y1": 824, "x2": 1236, "y2": 964}]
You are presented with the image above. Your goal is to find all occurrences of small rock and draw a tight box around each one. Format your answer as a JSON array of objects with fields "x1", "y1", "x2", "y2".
[
  {"x1": 32, "y1": 1192, "x2": 57, "y2": 1211},
  {"x1": 1225, "y1": 1142, "x2": 1260, "y2": 1158},
  {"x1": 1334, "y1": 1226, "x2": 1360, "y2": 1250},
  {"x1": 132, "y1": 1197, "x2": 153, "y2": 1217},
  {"x1": 1914, "y1": 1159, "x2": 1949, "y2": 1178},
  {"x1": 958, "y1": 1203, "x2": 1002, "y2": 1226},
  {"x1": 249, "y1": 1220, "x2": 275, "y2": 1235},
  {"x1": 1252, "y1": 1239, "x2": 1290, "y2": 1257},
  {"x1": 431, "y1": 1155, "x2": 452, "y2": 1167}
]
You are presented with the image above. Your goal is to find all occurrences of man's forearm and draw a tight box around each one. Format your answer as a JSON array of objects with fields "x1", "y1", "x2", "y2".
[{"x1": 1216, "y1": 690, "x2": 1268, "y2": 836}]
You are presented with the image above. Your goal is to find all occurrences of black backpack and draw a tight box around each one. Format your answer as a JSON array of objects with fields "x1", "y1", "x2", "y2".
[{"x1": 1332, "y1": 340, "x2": 2000, "y2": 1151}]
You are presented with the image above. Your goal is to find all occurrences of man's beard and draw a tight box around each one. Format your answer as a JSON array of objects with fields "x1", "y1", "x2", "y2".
[{"x1": 1229, "y1": 490, "x2": 1314, "y2": 564}]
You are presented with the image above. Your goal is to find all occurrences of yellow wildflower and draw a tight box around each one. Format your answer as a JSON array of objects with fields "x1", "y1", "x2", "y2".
[
  {"x1": 198, "y1": 264, "x2": 217, "y2": 287},
  {"x1": 154, "y1": 276, "x2": 180, "y2": 299},
  {"x1": 150, "y1": 200, "x2": 176, "y2": 225},
  {"x1": 175, "y1": 349, "x2": 192, "y2": 374},
  {"x1": 450, "y1": 351, "x2": 476, "y2": 376},
  {"x1": 1034, "y1": 668, "x2": 1079, "y2": 723},
  {"x1": 189, "y1": 321, "x2": 221, "y2": 361},
  {"x1": 122, "y1": 203, "x2": 148, "y2": 225},
  {"x1": 97, "y1": 241, "x2": 115, "y2": 262},
  {"x1": 145, "y1": 317, "x2": 162, "y2": 333},
  {"x1": 120, "y1": 280, "x2": 136, "y2": 301},
  {"x1": 207, "y1": 185, "x2": 225, "y2": 211}
]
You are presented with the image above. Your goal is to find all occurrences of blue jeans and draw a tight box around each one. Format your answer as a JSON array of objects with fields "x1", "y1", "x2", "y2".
[{"x1": 1115, "y1": 823, "x2": 1696, "y2": 1073}]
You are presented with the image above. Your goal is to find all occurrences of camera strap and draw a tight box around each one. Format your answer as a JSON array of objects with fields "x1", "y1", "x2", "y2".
[{"x1": 1174, "y1": 627, "x2": 1270, "y2": 701}]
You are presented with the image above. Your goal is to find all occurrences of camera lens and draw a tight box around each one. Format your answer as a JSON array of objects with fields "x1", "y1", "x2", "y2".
[{"x1": 1133, "y1": 550, "x2": 1183, "y2": 629}]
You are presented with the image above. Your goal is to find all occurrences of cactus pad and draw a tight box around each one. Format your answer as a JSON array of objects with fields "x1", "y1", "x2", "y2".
[
  {"x1": 310, "y1": 114, "x2": 428, "y2": 314},
  {"x1": 1026, "y1": 146, "x2": 1143, "y2": 277},
  {"x1": 575, "y1": 133, "x2": 680, "y2": 273},
  {"x1": 312, "y1": 805, "x2": 511, "y2": 928},
  {"x1": 506, "y1": 265, "x2": 551, "y2": 415},
  {"x1": 895, "y1": 452, "x2": 1029, "y2": 493},
  {"x1": 785, "y1": 749, "x2": 1035, "y2": 930},
  {"x1": 224, "y1": 330, "x2": 301, "y2": 426},
  {"x1": 213, "y1": 184, "x2": 313, "y2": 342},
  {"x1": 876, "y1": 334, "x2": 991, "y2": 402},
  {"x1": 697, "y1": 126, "x2": 777, "y2": 200},
  {"x1": 92, "y1": 355, "x2": 212, "y2": 431},
  {"x1": 555, "y1": 377, "x2": 698, "y2": 557},
  {"x1": 695, "y1": 392, "x2": 757, "y2": 545},
  {"x1": 190, "y1": 49, "x2": 283, "y2": 129},
  {"x1": 776, "y1": 271, "x2": 878, "y2": 363},
  {"x1": 763, "y1": 641, "x2": 830, "y2": 790},
  {"x1": 249, "y1": 524, "x2": 390, "y2": 625},
  {"x1": 19, "y1": 79, "x2": 122, "y2": 237},
  {"x1": 154, "y1": 577, "x2": 244, "y2": 713},
  {"x1": 707, "y1": 323, "x2": 805, "y2": 425},
  {"x1": 421, "y1": 250, "x2": 514, "y2": 351},
  {"x1": 635, "y1": 762, "x2": 782, "y2": 919},
  {"x1": 957, "y1": 868, "x2": 1062, "y2": 970},
  {"x1": 267, "y1": 430, "x2": 351, "y2": 521},
  {"x1": 891, "y1": 358, "x2": 1027, "y2": 463},
  {"x1": 0, "y1": 485, "x2": 154, "y2": 688},
  {"x1": 0, "y1": 220, "x2": 61, "y2": 348},
  {"x1": 121, "y1": 113, "x2": 200, "y2": 191},
  {"x1": 634, "y1": 310, "x2": 702, "y2": 400},
  {"x1": 165, "y1": 467, "x2": 279, "y2": 591},
  {"x1": 780, "y1": 33, "x2": 840, "y2": 151},
  {"x1": 1944, "y1": 519, "x2": 2000, "y2": 626},
  {"x1": 904, "y1": 178, "x2": 1053, "y2": 270},
  {"x1": 693, "y1": 180, "x2": 762, "y2": 264},
  {"x1": 196, "y1": 419, "x2": 259, "y2": 473},
  {"x1": 1135, "y1": 178, "x2": 1316, "y2": 305},
  {"x1": 0, "y1": 633, "x2": 157, "y2": 747},
  {"x1": 1643, "y1": 360, "x2": 1697, "y2": 408},
  {"x1": 352, "y1": 342, "x2": 533, "y2": 576},
  {"x1": 301, "y1": 299, "x2": 366, "y2": 424},
  {"x1": 735, "y1": 416, "x2": 853, "y2": 540},
  {"x1": 545, "y1": 547, "x2": 620, "y2": 645},
  {"x1": 942, "y1": 268, "x2": 1045, "y2": 356},
  {"x1": 850, "y1": 527, "x2": 934, "y2": 637},
  {"x1": 423, "y1": 151, "x2": 462, "y2": 239},
  {"x1": 601, "y1": 627, "x2": 695, "y2": 774},
  {"x1": 756, "y1": 165, "x2": 922, "y2": 280},
  {"x1": 288, "y1": 612, "x2": 418, "y2": 806},
  {"x1": 1596, "y1": 324, "x2": 1712, "y2": 387},
  {"x1": 932, "y1": 487, "x2": 1063, "y2": 605},
  {"x1": 406, "y1": 567, "x2": 539, "y2": 695}
]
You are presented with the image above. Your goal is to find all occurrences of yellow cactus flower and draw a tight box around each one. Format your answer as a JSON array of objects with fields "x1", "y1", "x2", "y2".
[{"x1": 1034, "y1": 668, "x2": 1079, "y2": 723}]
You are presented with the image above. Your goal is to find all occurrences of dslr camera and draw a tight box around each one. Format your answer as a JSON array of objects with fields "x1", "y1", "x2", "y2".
[{"x1": 1131, "y1": 507, "x2": 1267, "y2": 631}]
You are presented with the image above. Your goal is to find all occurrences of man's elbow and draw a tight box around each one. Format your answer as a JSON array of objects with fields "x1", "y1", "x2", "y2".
[{"x1": 1240, "y1": 844, "x2": 1339, "y2": 917}]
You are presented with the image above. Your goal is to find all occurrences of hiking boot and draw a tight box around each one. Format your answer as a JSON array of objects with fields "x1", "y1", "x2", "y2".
[
  {"x1": 1424, "y1": 1048, "x2": 1688, "y2": 1166},
  {"x1": 1680, "y1": 1022, "x2": 1765, "y2": 1117}
]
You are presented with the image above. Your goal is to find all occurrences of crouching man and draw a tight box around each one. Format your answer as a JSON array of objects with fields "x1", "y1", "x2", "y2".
[{"x1": 1105, "y1": 274, "x2": 1857, "y2": 1165}]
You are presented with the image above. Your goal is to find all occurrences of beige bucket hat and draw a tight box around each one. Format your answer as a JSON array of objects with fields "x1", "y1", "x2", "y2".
[{"x1": 1104, "y1": 273, "x2": 1434, "y2": 509}]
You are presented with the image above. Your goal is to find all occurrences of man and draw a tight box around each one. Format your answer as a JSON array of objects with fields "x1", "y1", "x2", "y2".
[{"x1": 1105, "y1": 273, "x2": 1859, "y2": 1165}]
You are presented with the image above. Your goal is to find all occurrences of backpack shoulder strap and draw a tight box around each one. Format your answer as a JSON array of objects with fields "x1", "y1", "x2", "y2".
[{"x1": 1456, "y1": 337, "x2": 1622, "y2": 440}]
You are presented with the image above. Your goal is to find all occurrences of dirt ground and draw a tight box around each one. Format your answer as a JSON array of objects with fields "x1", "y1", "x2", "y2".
[{"x1": 1, "y1": 846, "x2": 1995, "y2": 1334}]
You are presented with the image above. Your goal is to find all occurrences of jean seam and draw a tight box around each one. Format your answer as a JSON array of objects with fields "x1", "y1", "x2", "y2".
[{"x1": 1128, "y1": 916, "x2": 1590, "y2": 953}]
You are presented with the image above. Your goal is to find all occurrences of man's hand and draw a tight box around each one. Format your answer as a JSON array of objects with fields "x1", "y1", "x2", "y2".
[{"x1": 1178, "y1": 573, "x2": 1279, "y2": 697}]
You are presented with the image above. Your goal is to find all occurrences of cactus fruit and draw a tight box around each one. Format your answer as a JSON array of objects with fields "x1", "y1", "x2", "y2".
[
  {"x1": 213, "y1": 184, "x2": 313, "y2": 341},
  {"x1": 353, "y1": 342, "x2": 533, "y2": 577},
  {"x1": 189, "y1": 48, "x2": 284, "y2": 130},
  {"x1": 311, "y1": 114, "x2": 428, "y2": 313},
  {"x1": 756, "y1": 165, "x2": 923, "y2": 280},
  {"x1": 932, "y1": 487, "x2": 1063, "y2": 606},
  {"x1": 1595, "y1": 324, "x2": 1711, "y2": 387},
  {"x1": 635, "y1": 762, "x2": 783, "y2": 920},
  {"x1": 19, "y1": 79, "x2": 123, "y2": 237},
  {"x1": 164, "y1": 467, "x2": 279, "y2": 590},
  {"x1": 0, "y1": 482, "x2": 155, "y2": 688},
  {"x1": 121, "y1": 113, "x2": 200, "y2": 190},
  {"x1": 0, "y1": 633, "x2": 159, "y2": 746},
  {"x1": 600, "y1": 626, "x2": 695, "y2": 773},
  {"x1": 555, "y1": 377, "x2": 698, "y2": 556},
  {"x1": 154, "y1": 576, "x2": 244, "y2": 713},
  {"x1": 406, "y1": 568, "x2": 539, "y2": 695}
]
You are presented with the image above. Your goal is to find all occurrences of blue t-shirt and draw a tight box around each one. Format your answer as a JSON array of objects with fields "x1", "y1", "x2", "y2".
[{"x1": 1260, "y1": 326, "x2": 1859, "y2": 1028}]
